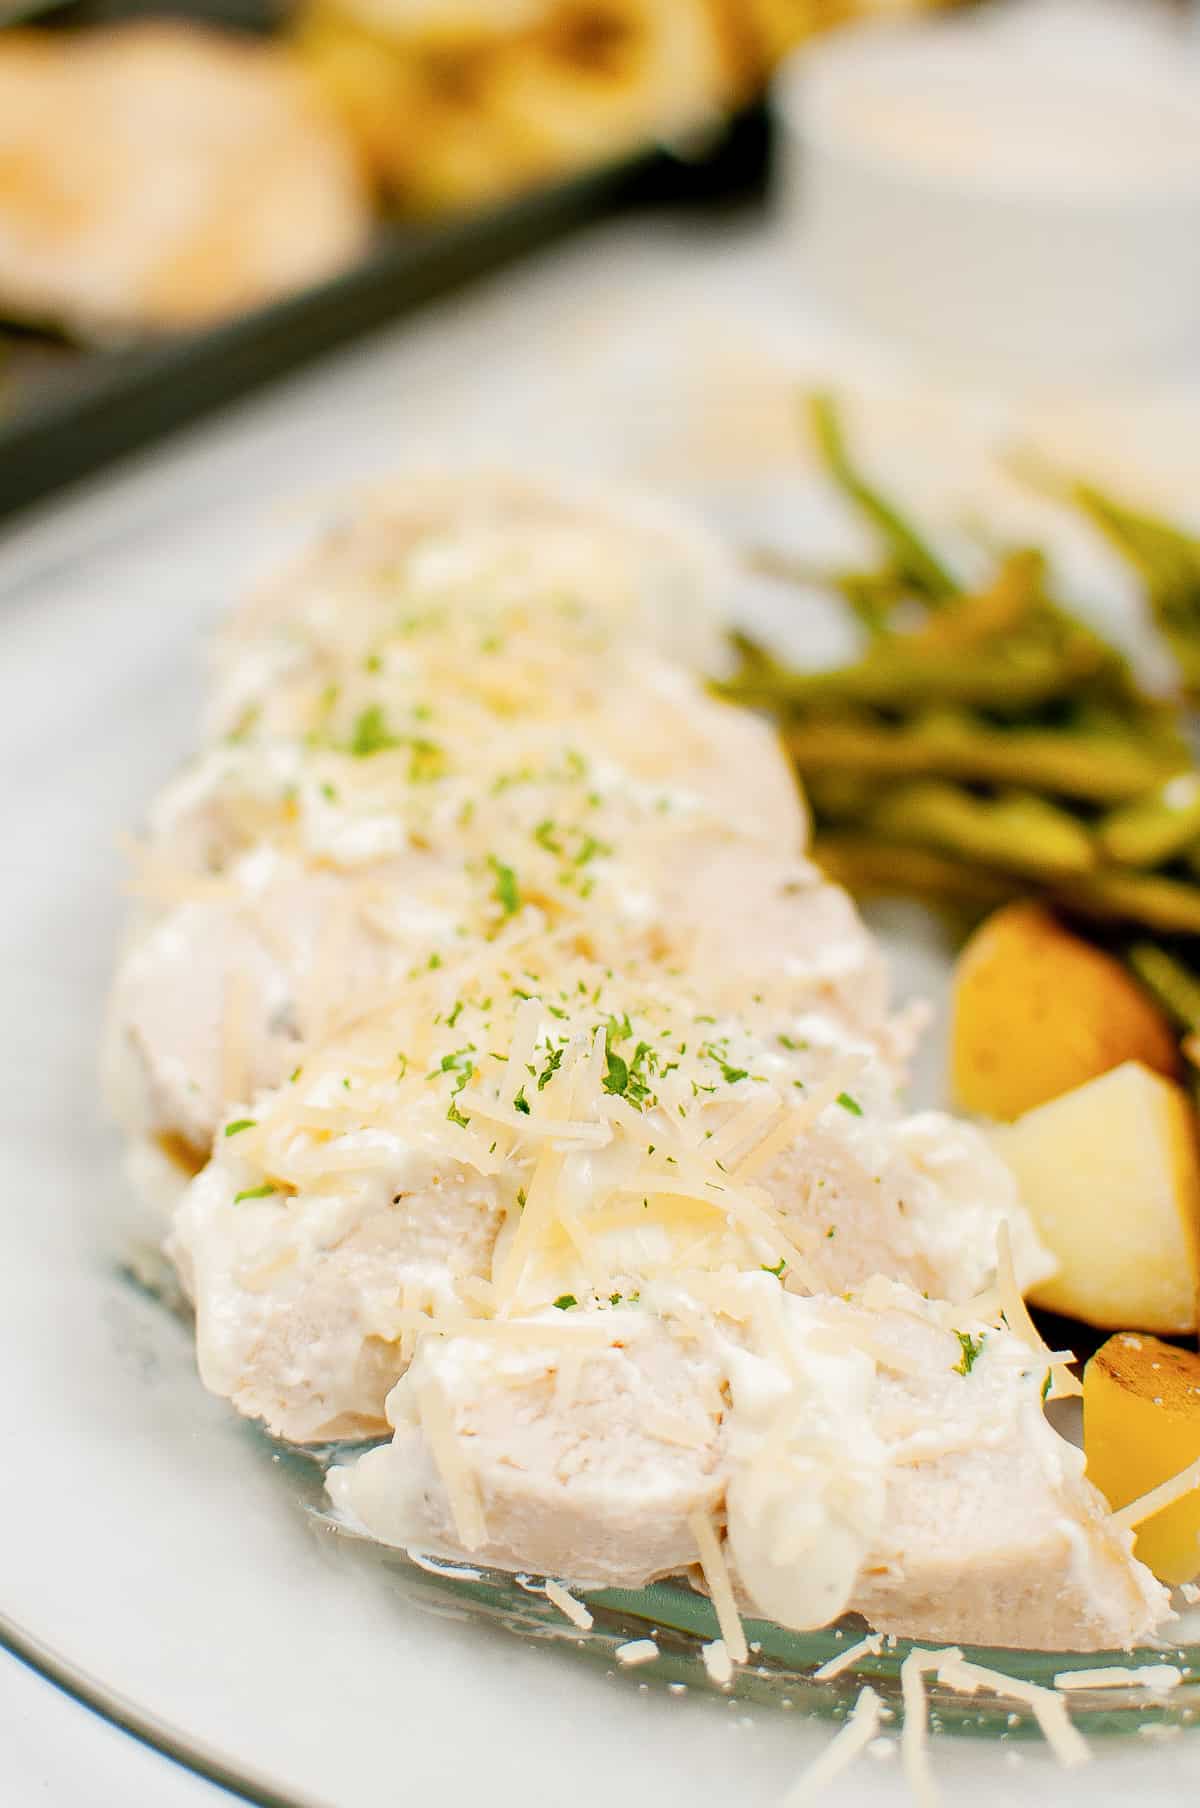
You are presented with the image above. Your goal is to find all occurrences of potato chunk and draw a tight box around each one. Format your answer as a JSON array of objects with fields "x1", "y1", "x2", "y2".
[
  {"x1": 1085, "y1": 1332, "x2": 1200, "y2": 1584},
  {"x1": 951, "y1": 902, "x2": 1179, "y2": 1121},
  {"x1": 990, "y1": 1062, "x2": 1200, "y2": 1334}
]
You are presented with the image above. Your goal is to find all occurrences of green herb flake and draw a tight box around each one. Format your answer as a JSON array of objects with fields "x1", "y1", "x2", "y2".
[
  {"x1": 513, "y1": 1085, "x2": 531, "y2": 1116},
  {"x1": 223, "y1": 1119, "x2": 256, "y2": 1138},
  {"x1": 348, "y1": 704, "x2": 398, "y2": 758},
  {"x1": 761, "y1": 1257, "x2": 787, "y2": 1278},
  {"x1": 953, "y1": 1330, "x2": 986, "y2": 1377},
  {"x1": 233, "y1": 1184, "x2": 276, "y2": 1205},
  {"x1": 837, "y1": 1091, "x2": 864, "y2": 1117},
  {"x1": 553, "y1": 1294, "x2": 578, "y2": 1311},
  {"x1": 488, "y1": 855, "x2": 521, "y2": 917}
]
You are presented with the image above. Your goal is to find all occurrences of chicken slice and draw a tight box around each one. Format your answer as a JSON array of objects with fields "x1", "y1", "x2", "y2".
[
  {"x1": 109, "y1": 817, "x2": 896, "y2": 1184},
  {"x1": 169, "y1": 959, "x2": 1051, "y2": 1444},
  {"x1": 330, "y1": 1312, "x2": 727, "y2": 1587},
  {"x1": 331, "y1": 1280, "x2": 1171, "y2": 1652},
  {"x1": 104, "y1": 845, "x2": 433, "y2": 1162},
  {"x1": 841, "y1": 1284, "x2": 1170, "y2": 1651},
  {"x1": 173, "y1": 1144, "x2": 512, "y2": 1443},
  {"x1": 209, "y1": 471, "x2": 733, "y2": 731}
]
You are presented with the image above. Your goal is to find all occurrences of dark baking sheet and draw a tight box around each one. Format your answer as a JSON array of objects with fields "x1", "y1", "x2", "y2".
[{"x1": 0, "y1": 0, "x2": 771, "y2": 520}]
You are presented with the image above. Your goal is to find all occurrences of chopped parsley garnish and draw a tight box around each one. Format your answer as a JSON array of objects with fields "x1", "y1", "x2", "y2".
[
  {"x1": 319, "y1": 781, "x2": 339, "y2": 803},
  {"x1": 446, "y1": 1101, "x2": 471, "y2": 1129},
  {"x1": 224, "y1": 1118, "x2": 256, "y2": 1138},
  {"x1": 761, "y1": 1257, "x2": 787, "y2": 1278},
  {"x1": 536, "y1": 1047, "x2": 564, "y2": 1091},
  {"x1": 349, "y1": 704, "x2": 398, "y2": 757},
  {"x1": 602, "y1": 1049, "x2": 629, "y2": 1097},
  {"x1": 513, "y1": 1085, "x2": 531, "y2": 1116},
  {"x1": 953, "y1": 1330, "x2": 986, "y2": 1377},
  {"x1": 573, "y1": 833, "x2": 610, "y2": 867},
  {"x1": 1041, "y1": 1371, "x2": 1053, "y2": 1402},
  {"x1": 233, "y1": 1184, "x2": 275, "y2": 1204},
  {"x1": 488, "y1": 855, "x2": 520, "y2": 917},
  {"x1": 837, "y1": 1091, "x2": 864, "y2": 1117},
  {"x1": 446, "y1": 1001, "x2": 464, "y2": 1029},
  {"x1": 553, "y1": 1294, "x2": 578, "y2": 1311},
  {"x1": 600, "y1": 1018, "x2": 659, "y2": 1108},
  {"x1": 289, "y1": 1066, "x2": 302, "y2": 1084}
]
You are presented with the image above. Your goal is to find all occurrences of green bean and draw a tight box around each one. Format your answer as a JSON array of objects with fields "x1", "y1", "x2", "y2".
[
  {"x1": 721, "y1": 633, "x2": 1112, "y2": 716},
  {"x1": 1072, "y1": 482, "x2": 1200, "y2": 693},
  {"x1": 807, "y1": 392, "x2": 959, "y2": 602},
  {"x1": 746, "y1": 548, "x2": 912, "y2": 635},
  {"x1": 1054, "y1": 869, "x2": 1200, "y2": 937},
  {"x1": 1096, "y1": 774, "x2": 1200, "y2": 868},
  {"x1": 1126, "y1": 943, "x2": 1200, "y2": 1034},
  {"x1": 812, "y1": 833, "x2": 1020, "y2": 910},
  {"x1": 867, "y1": 782, "x2": 1097, "y2": 879},
  {"x1": 784, "y1": 709, "x2": 1185, "y2": 803},
  {"x1": 903, "y1": 549, "x2": 1043, "y2": 651}
]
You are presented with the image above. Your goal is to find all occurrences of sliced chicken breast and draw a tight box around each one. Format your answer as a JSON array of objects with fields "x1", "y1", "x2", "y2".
[
  {"x1": 331, "y1": 1281, "x2": 1170, "y2": 1652},
  {"x1": 331, "y1": 1311, "x2": 727, "y2": 1586},
  {"x1": 169, "y1": 955, "x2": 1051, "y2": 1444}
]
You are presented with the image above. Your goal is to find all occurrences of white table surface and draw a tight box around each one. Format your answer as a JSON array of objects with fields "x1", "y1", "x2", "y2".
[{"x1": 3, "y1": 205, "x2": 1199, "y2": 1808}]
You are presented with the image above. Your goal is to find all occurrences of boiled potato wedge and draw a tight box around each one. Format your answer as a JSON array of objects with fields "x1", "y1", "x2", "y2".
[
  {"x1": 951, "y1": 901, "x2": 1179, "y2": 1121},
  {"x1": 1085, "y1": 1332, "x2": 1200, "y2": 1584},
  {"x1": 990, "y1": 1062, "x2": 1200, "y2": 1334}
]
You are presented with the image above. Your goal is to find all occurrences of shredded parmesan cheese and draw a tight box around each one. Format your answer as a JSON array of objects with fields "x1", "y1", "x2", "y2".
[
  {"x1": 932, "y1": 1650, "x2": 1089, "y2": 1769},
  {"x1": 782, "y1": 1686, "x2": 882, "y2": 1806},
  {"x1": 899, "y1": 1650, "x2": 940, "y2": 1808},
  {"x1": 415, "y1": 1377, "x2": 487, "y2": 1551},
  {"x1": 996, "y1": 1222, "x2": 1082, "y2": 1400},
  {"x1": 1111, "y1": 1459, "x2": 1200, "y2": 1533},
  {"x1": 1053, "y1": 1665, "x2": 1182, "y2": 1695},
  {"x1": 544, "y1": 1579, "x2": 593, "y2": 1630},
  {"x1": 701, "y1": 1639, "x2": 733, "y2": 1686},
  {"x1": 688, "y1": 1510, "x2": 748, "y2": 1667},
  {"x1": 812, "y1": 1633, "x2": 884, "y2": 1682}
]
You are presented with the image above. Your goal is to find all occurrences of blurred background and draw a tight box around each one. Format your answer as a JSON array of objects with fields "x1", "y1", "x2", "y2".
[{"x1": 0, "y1": 0, "x2": 1197, "y2": 511}]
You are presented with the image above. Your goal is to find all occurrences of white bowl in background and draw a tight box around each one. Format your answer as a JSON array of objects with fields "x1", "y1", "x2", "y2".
[{"x1": 774, "y1": 5, "x2": 1200, "y2": 385}]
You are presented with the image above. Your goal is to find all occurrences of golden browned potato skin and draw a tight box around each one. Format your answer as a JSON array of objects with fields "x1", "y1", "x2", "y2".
[
  {"x1": 951, "y1": 901, "x2": 1180, "y2": 1122},
  {"x1": 1085, "y1": 1332, "x2": 1200, "y2": 1585}
]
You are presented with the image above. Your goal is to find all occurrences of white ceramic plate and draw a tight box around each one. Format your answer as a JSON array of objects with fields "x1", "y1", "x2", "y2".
[{"x1": 3, "y1": 236, "x2": 1200, "y2": 1804}]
